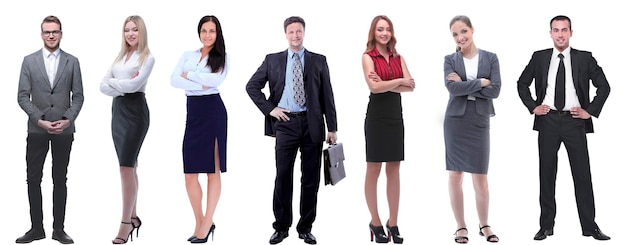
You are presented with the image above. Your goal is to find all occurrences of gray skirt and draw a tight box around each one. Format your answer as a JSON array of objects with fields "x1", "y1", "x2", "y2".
[{"x1": 443, "y1": 100, "x2": 490, "y2": 174}]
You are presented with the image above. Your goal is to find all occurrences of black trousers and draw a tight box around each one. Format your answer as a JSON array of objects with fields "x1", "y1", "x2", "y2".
[
  {"x1": 272, "y1": 115, "x2": 322, "y2": 234},
  {"x1": 537, "y1": 113, "x2": 597, "y2": 231},
  {"x1": 26, "y1": 133, "x2": 73, "y2": 231}
]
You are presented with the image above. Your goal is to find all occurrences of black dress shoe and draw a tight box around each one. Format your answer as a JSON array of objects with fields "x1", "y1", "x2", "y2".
[
  {"x1": 269, "y1": 230, "x2": 289, "y2": 244},
  {"x1": 16, "y1": 229, "x2": 45, "y2": 243},
  {"x1": 533, "y1": 228, "x2": 553, "y2": 240},
  {"x1": 52, "y1": 229, "x2": 74, "y2": 244},
  {"x1": 298, "y1": 232, "x2": 317, "y2": 244},
  {"x1": 583, "y1": 228, "x2": 610, "y2": 240}
]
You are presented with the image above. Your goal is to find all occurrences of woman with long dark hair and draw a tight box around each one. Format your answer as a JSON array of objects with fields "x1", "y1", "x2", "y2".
[{"x1": 170, "y1": 15, "x2": 229, "y2": 244}]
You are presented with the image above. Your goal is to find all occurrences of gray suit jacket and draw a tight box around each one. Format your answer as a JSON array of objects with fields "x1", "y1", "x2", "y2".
[
  {"x1": 443, "y1": 49, "x2": 501, "y2": 117},
  {"x1": 18, "y1": 49, "x2": 84, "y2": 134}
]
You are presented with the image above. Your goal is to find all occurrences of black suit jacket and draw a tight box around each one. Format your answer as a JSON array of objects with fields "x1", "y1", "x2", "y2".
[
  {"x1": 246, "y1": 49, "x2": 337, "y2": 142},
  {"x1": 517, "y1": 48, "x2": 610, "y2": 133}
]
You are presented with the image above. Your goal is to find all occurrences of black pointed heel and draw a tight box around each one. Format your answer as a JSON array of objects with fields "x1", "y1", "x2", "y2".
[
  {"x1": 190, "y1": 223, "x2": 215, "y2": 243},
  {"x1": 112, "y1": 221, "x2": 134, "y2": 244},
  {"x1": 479, "y1": 225, "x2": 499, "y2": 243},
  {"x1": 386, "y1": 221, "x2": 403, "y2": 244},
  {"x1": 131, "y1": 216, "x2": 142, "y2": 238},
  {"x1": 369, "y1": 223, "x2": 389, "y2": 243}
]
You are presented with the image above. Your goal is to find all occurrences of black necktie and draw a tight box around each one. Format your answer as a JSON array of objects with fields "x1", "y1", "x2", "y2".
[{"x1": 555, "y1": 53, "x2": 565, "y2": 111}]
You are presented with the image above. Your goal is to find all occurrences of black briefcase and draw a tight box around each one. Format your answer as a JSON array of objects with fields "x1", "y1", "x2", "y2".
[{"x1": 323, "y1": 143, "x2": 346, "y2": 186}]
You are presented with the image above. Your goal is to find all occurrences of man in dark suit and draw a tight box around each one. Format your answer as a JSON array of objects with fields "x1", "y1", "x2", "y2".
[
  {"x1": 517, "y1": 15, "x2": 610, "y2": 241},
  {"x1": 16, "y1": 15, "x2": 84, "y2": 244},
  {"x1": 246, "y1": 16, "x2": 337, "y2": 245}
]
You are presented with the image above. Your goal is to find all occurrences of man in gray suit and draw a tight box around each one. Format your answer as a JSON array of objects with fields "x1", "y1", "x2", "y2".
[{"x1": 16, "y1": 15, "x2": 84, "y2": 244}]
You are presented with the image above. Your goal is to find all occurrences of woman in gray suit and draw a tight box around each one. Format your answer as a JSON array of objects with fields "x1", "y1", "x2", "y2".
[{"x1": 443, "y1": 15, "x2": 500, "y2": 244}]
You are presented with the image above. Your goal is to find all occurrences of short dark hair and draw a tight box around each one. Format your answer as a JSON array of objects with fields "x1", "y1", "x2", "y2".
[
  {"x1": 284, "y1": 16, "x2": 305, "y2": 32},
  {"x1": 41, "y1": 15, "x2": 62, "y2": 31},
  {"x1": 550, "y1": 15, "x2": 571, "y2": 30}
]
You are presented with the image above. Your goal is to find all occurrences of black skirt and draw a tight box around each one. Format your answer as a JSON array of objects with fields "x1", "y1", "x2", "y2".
[
  {"x1": 182, "y1": 94, "x2": 227, "y2": 173},
  {"x1": 111, "y1": 92, "x2": 150, "y2": 167},
  {"x1": 364, "y1": 92, "x2": 404, "y2": 162}
]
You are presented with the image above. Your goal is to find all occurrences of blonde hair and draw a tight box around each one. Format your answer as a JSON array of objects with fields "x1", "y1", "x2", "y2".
[{"x1": 113, "y1": 15, "x2": 151, "y2": 66}]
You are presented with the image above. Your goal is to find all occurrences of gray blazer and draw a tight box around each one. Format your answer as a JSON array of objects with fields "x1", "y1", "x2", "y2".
[
  {"x1": 443, "y1": 49, "x2": 501, "y2": 117},
  {"x1": 17, "y1": 49, "x2": 84, "y2": 134}
]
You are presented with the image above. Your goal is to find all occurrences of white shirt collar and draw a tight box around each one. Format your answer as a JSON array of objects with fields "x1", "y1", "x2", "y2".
[
  {"x1": 43, "y1": 48, "x2": 60, "y2": 58},
  {"x1": 552, "y1": 46, "x2": 571, "y2": 59}
]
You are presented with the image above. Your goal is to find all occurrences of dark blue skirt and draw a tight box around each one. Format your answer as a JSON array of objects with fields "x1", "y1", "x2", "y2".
[{"x1": 182, "y1": 94, "x2": 227, "y2": 173}]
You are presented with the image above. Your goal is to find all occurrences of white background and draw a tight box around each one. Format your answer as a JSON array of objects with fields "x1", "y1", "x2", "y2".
[{"x1": 1, "y1": 0, "x2": 623, "y2": 244}]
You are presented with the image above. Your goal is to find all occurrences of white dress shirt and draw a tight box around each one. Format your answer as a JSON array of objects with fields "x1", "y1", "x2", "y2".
[
  {"x1": 463, "y1": 53, "x2": 479, "y2": 101},
  {"x1": 170, "y1": 49, "x2": 230, "y2": 96},
  {"x1": 42, "y1": 48, "x2": 60, "y2": 87},
  {"x1": 545, "y1": 47, "x2": 580, "y2": 110},
  {"x1": 100, "y1": 51, "x2": 155, "y2": 97}
]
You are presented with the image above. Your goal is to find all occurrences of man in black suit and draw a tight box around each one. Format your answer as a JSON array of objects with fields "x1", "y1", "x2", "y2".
[
  {"x1": 16, "y1": 15, "x2": 84, "y2": 244},
  {"x1": 517, "y1": 15, "x2": 610, "y2": 241},
  {"x1": 246, "y1": 16, "x2": 338, "y2": 245}
]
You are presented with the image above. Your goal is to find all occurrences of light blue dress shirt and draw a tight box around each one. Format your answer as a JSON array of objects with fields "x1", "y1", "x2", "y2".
[{"x1": 278, "y1": 48, "x2": 307, "y2": 112}]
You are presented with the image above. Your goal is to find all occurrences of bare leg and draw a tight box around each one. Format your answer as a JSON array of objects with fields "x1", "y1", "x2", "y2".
[
  {"x1": 112, "y1": 166, "x2": 138, "y2": 243},
  {"x1": 365, "y1": 162, "x2": 383, "y2": 226},
  {"x1": 449, "y1": 171, "x2": 467, "y2": 241},
  {"x1": 386, "y1": 162, "x2": 400, "y2": 226},
  {"x1": 185, "y1": 173, "x2": 203, "y2": 237},
  {"x1": 194, "y1": 139, "x2": 222, "y2": 239},
  {"x1": 472, "y1": 174, "x2": 497, "y2": 242}
]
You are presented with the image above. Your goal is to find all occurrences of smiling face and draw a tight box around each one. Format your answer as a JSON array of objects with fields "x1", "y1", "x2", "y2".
[
  {"x1": 124, "y1": 20, "x2": 139, "y2": 49},
  {"x1": 450, "y1": 20, "x2": 474, "y2": 51},
  {"x1": 285, "y1": 22, "x2": 304, "y2": 51},
  {"x1": 41, "y1": 22, "x2": 62, "y2": 52},
  {"x1": 550, "y1": 19, "x2": 572, "y2": 52},
  {"x1": 374, "y1": 19, "x2": 392, "y2": 46},
  {"x1": 199, "y1": 21, "x2": 217, "y2": 49}
]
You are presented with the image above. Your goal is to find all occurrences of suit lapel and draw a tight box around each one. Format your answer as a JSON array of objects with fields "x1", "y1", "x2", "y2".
[
  {"x1": 477, "y1": 49, "x2": 485, "y2": 78},
  {"x1": 35, "y1": 49, "x2": 51, "y2": 87},
  {"x1": 53, "y1": 51, "x2": 68, "y2": 89},
  {"x1": 570, "y1": 48, "x2": 580, "y2": 88},
  {"x1": 274, "y1": 50, "x2": 288, "y2": 100},
  {"x1": 538, "y1": 49, "x2": 552, "y2": 91},
  {"x1": 454, "y1": 52, "x2": 467, "y2": 80},
  {"x1": 303, "y1": 49, "x2": 312, "y2": 86}
]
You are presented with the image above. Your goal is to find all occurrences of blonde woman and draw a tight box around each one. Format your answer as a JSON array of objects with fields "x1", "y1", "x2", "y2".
[{"x1": 100, "y1": 15, "x2": 154, "y2": 244}]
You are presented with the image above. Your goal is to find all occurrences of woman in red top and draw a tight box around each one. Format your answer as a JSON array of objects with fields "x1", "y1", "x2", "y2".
[{"x1": 362, "y1": 15, "x2": 415, "y2": 244}]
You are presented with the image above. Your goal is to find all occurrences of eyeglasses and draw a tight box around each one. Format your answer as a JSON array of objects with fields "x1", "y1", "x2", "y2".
[{"x1": 42, "y1": 30, "x2": 62, "y2": 36}]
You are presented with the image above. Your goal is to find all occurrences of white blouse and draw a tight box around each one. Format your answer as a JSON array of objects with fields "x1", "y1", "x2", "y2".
[
  {"x1": 100, "y1": 51, "x2": 155, "y2": 97},
  {"x1": 170, "y1": 49, "x2": 230, "y2": 96}
]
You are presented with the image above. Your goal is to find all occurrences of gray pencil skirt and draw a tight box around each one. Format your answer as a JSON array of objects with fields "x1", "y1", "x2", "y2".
[{"x1": 443, "y1": 100, "x2": 490, "y2": 174}]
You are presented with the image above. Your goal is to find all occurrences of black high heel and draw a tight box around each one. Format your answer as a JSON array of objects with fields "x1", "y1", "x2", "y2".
[
  {"x1": 112, "y1": 221, "x2": 134, "y2": 244},
  {"x1": 369, "y1": 223, "x2": 389, "y2": 243},
  {"x1": 131, "y1": 217, "x2": 142, "y2": 238},
  {"x1": 190, "y1": 223, "x2": 215, "y2": 243},
  {"x1": 386, "y1": 221, "x2": 404, "y2": 244},
  {"x1": 479, "y1": 225, "x2": 499, "y2": 243}
]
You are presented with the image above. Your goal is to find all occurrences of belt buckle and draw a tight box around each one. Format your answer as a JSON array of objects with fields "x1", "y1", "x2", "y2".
[{"x1": 557, "y1": 110, "x2": 570, "y2": 115}]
